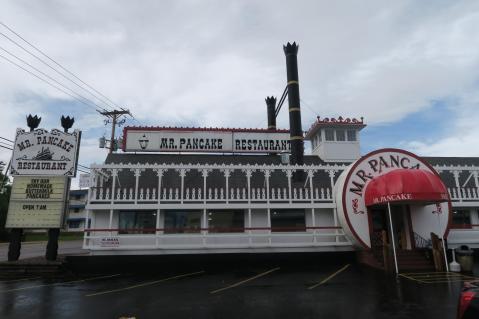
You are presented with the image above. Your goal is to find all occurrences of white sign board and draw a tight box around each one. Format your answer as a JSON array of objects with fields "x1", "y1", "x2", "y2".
[
  {"x1": 79, "y1": 173, "x2": 91, "y2": 189},
  {"x1": 6, "y1": 176, "x2": 68, "y2": 228},
  {"x1": 11, "y1": 128, "x2": 81, "y2": 177},
  {"x1": 123, "y1": 128, "x2": 291, "y2": 153}
]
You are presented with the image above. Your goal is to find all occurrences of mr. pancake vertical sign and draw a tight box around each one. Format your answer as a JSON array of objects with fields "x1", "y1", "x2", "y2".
[{"x1": 334, "y1": 148, "x2": 448, "y2": 248}]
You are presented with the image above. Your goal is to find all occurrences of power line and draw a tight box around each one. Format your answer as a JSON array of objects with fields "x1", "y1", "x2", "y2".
[
  {"x1": 0, "y1": 46, "x2": 108, "y2": 112},
  {"x1": 0, "y1": 53, "x2": 108, "y2": 112},
  {"x1": 0, "y1": 136, "x2": 13, "y2": 144},
  {"x1": 0, "y1": 144, "x2": 13, "y2": 151},
  {"x1": 0, "y1": 30, "x2": 112, "y2": 113},
  {"x1": 0, "y1": 21, "x2": 122, "y2": 111}
]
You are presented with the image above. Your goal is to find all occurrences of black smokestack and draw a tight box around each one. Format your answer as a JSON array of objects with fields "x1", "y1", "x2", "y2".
[
  {"x1": 283, "y1": 42, "x2": 304, "y2": 178},
  {"x1": 265, "y1": 96, "x2": 277, "y2": 130}
]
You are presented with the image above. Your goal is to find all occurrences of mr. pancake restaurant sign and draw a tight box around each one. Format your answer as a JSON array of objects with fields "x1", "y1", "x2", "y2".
[
  {"x1": 11, "y1": 128, "x2": 81, "y2": 177},
  {"x1": 123, "y1": 127, "x2": 292, "y2": 153}
]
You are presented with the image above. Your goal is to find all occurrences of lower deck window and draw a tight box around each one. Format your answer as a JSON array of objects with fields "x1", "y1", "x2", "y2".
[
  {"x1": 119, "y1": 211, "x2": 156, "y2": 234},
  {"x1": 452, "y1": 210, "x2": 471, "y2": 227},
  {"x1": 208, "y1": 210, "x2": 244, "y2": 233},
  {"x1": 271, "y1": 209, "x2": 306, "y2": 232},
  {"x1": 164, "y1": 210, "x2": 201, "y2": 233},
  {"x1": 68, "y1": 221, "x2": 81, "y2": 229}
]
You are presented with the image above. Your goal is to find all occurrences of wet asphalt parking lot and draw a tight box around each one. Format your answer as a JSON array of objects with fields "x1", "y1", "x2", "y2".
[{"x1": 0, "y1": 254, "x2": 477, "y2": 319}]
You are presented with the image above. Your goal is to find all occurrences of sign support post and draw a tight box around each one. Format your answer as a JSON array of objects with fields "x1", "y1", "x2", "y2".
[{"x1": 7, "y1": 229, "x2": 22, "y2": 261}]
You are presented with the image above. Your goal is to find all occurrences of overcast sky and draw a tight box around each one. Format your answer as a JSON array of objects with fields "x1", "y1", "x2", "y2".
[{"x1": 1, "y1": 0, "x2": 479, "y2": 178}]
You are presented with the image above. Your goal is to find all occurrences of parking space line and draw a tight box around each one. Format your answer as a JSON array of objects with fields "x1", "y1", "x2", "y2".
[
  {"x1": 307, "y1": 264, "x2": 350, "y2": 290},
  {"x1": 0, "y1": 277, "x2": 41, "y2": 283},
  {"x1": 398, "y1": 273, "x2": 429, "y2": 284},
  {"x1": 210, "y1": 267, "x2": 280, "y2": 294},
  {"x1": 0, "y1": 274, "x2": 122, "y2": 293},
  {"x1": 86, "y1": 271, "x2": 205, "y2": 297}
]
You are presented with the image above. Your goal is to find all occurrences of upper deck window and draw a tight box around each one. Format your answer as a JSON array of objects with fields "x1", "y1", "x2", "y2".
[{"x1": 325, "y1": 129, "x2": 334, "y2": 141}]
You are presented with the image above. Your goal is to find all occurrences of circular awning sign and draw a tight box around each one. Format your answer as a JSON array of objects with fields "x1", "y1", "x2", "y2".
[{"x1": 335, "y1": 148, "x2": 451, "y2": 248}]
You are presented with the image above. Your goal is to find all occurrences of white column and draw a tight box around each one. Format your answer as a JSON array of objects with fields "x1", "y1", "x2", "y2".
[
  {"x1": 108, "y1": 209, "x2": 114, "y2": 236},
  {"x1": 200, "y1": 169, "x2": 211, "y2": 204},
  {"x1": 155, "y1": 168, "x2": 165, "y2": 204},
  {"x1": 248, "y1": 208, "x2": 252, "y2": 245},
  {"x1": 156, "y1": 209, "x2": 161, "y2": 247},
  {"x1": 84, "y1": 209, "x2": 90, "y2": 248},
  {"x1": 388, "y1": 202, "x2": 399, "y2": 274},
  {"x1": 267, "y1": 208, "x2": 271, "y2": 245},
  {"x1": 224, "y1": 169, "x2": 231, "y2": 203},
  {"x1": 110, "y1": 169, "x2": 118, "y2": 205},
  {"x1": 308, "y1": 170, "x2": 316, "y2": 243},
  {"x1": 452, "y1": 170, "x2": 462, "y2": 201},
  {"x1": 131, "y1": 168, "x2": 142, "y2": 204},
  {"x1": 328, "y1": 169, "x2": 340, "y2": 242},
  {"x1": 177, "y1": 168, "x2": 189, "y2": 204},
  {"x1": 286, "y1": 169, "x2": 293, "y2": 203},
  {"x1": 202, "y1": 209, "x2": 207, "y2": 246}
]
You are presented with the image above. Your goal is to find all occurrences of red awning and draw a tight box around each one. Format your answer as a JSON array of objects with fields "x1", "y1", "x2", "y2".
[{"x1": 364, "y1": 169, "x2": 449, "y2": 206}]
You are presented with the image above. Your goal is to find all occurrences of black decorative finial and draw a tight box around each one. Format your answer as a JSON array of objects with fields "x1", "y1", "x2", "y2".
[
  {"x1": 26, "y1": 114, "x2": 41, "y2": 132},
  {"x1": 265, "y1": 96, "x2": 277, "y2": 106},
  {"x1": 283, "y1": 42, "x2": 299, "y2": 55},
  {"x1": 61, "y1": 115, "x2": 75, "y2": 132}
]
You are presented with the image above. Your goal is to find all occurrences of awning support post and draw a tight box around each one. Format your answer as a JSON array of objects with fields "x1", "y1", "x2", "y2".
[{"x1": 387, "y1": 202, "x2": 399, "y2": 274}]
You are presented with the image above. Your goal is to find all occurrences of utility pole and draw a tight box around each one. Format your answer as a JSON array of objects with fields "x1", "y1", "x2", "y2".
[{"x1": 99, "y1": 109, "x2": 130, "y2": 153}]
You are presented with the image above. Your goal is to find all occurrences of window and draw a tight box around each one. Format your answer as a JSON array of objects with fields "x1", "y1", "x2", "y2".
[
  {"x1": 74, "y1": 208, "x2": 80, "y2": 213},
  {"x1": 164, "y1": 210, "x2": 201, "y2": 233},
  {"x1": 270, "y1": 209, "x2": 306, "y2": 232},
  {"x1": 69, "y1": 221, "x2": 81, "y2": 229},
  {"x1": 347, "y1": 130, "x2": 357, "y2": 141},
  {"x1": 336, "y1": 129, "x2": 345, "y2": 141},
  {"x1": 452, "y1": 210, "x2": 471, "y2": 227},
  {"x1": 317, "y1": 131, "x2": 322, "y2": 142},
  {"x1": 119, "y1": 211, "x2": 156, "y2": 234},
  {"x1": 325, "y1": 129, "x2": 334, "y2": 141},
  {"x1": 208, "y1": 210, "x2": 244, "y2": 233}
]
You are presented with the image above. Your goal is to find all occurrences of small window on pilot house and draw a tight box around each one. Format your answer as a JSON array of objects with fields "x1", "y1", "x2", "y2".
[
  {"x1": 325, "y1": 129, "x2": 334, "y2": 141},
  {"x1": 347, "y1": 130, "x2": 357, "y2": 141},
  {"x1": 336, "y1": 129, "x2": 345, "y2": 141}
]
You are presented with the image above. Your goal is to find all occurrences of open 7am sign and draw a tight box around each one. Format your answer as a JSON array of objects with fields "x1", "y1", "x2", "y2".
[{"x1": 10, "y1": 128, "x2": 81, "y2": 177}]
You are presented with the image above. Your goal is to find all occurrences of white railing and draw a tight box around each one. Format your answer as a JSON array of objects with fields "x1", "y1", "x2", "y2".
[
  {"x1": 448, "y1": 187, "x2": 479, "y2": 201},
  {"x1": 434, "y1": 165, "x2": 479, "y2": 203},
  {"x1": 87, "y1": 163, "x2": 345, "y2": 206},
  {"x1": 90, "y1": 186, "x2": 333, "y2": 203},
  {"x1": 83, "y1": 229, "x2": 352, "y2": 250}
]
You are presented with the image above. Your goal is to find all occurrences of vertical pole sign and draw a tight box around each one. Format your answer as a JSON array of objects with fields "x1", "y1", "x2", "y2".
[{"x1": 6, "y1": 115, "x2": 80, "y2": 261}]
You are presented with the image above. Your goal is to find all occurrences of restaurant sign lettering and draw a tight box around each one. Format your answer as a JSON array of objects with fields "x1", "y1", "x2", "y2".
[{"x1": 11, "y1": 128, "x2": 81, "y2": 176}]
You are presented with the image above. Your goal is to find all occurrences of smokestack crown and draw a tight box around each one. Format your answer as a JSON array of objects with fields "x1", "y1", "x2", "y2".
[
  {"x1": 283, "y1": 42, "x2": 299, "y2": 55},
  {"x1": 265, "y1": 96, "x2": 276, "y2": 106}
]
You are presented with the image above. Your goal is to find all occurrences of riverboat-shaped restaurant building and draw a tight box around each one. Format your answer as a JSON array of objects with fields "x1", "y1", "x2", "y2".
[{"x1": 84, "y1": 43, "x2": 479, "y2": 272}]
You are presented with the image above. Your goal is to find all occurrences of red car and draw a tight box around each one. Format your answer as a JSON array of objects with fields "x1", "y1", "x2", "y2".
[{"x1": 458, "y1": 281, "x2": 479, "y2": 319}]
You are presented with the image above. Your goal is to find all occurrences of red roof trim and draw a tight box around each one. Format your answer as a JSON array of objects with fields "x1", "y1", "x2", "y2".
[{"x1": 305, "y1": 116, "x2": 366, "y2": 139}]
